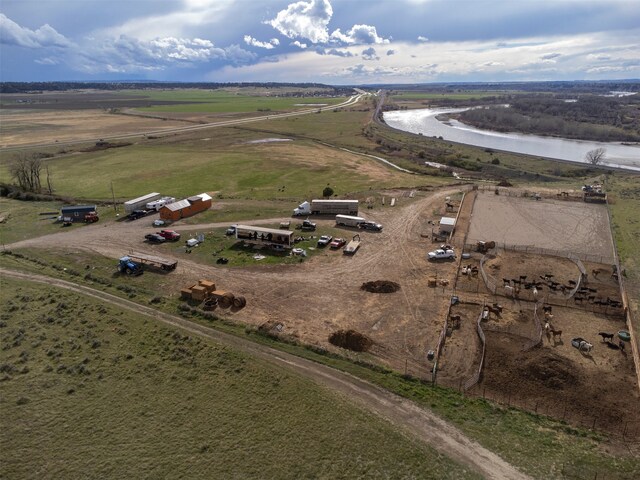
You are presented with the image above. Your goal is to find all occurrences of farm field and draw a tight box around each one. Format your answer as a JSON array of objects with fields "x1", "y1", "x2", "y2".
[
  {"x1": 0, "y1": 89, "x2": 348, "y2": 147},
  {"x1": 2, "y1": 87, "x2": 640, "y2": 479},
  {"x1": 0, "y1": 277, "x2": 477, "y2": 479},
  {"x1": 2, "y1": 134, "x2": 426, "y2": 202}
]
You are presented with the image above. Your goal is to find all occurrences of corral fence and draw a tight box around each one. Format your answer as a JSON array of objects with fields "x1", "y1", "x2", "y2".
[
  {"x1": 464, "y1": 384, "x2": 640, "y2": 443},
  {"x1": 522, "y1": 302, "x2": 543, "y2": 351},
  {"x1": 474, "y1": 246, "x2": 625, "y2": 317},
  {"x1": 476, "y1": 184, "x2": 585, "y2": 203},
  {"x1": 463, "y1": 307, "x2": 487, "y2": 391},
  {"x1": 464, "y1": 242, "x2": 615, "y2": 268}
]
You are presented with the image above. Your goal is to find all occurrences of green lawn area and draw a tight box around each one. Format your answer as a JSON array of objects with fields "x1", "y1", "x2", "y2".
[
  {"x1": 123, "y1": 88, "x2": 347, "y2": 114},
  {"x1": 157, "y1": 224, "x2": 350, "y2": 268},
  {"x1": 0, "y1": 277, "x2": 477, "y2": 479}
]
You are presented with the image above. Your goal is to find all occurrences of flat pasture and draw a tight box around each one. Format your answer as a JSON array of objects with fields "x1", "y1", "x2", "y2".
[{"x1": 32, "y1": 136, "x2": 421, "y2": 201}]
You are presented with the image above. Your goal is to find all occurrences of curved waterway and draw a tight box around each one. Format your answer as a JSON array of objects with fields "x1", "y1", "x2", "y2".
[{"x1": 383, "y1": 108, "x2": 640, "y2": 172}]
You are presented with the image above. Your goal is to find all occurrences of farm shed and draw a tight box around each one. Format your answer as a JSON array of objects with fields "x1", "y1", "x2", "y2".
[
  {"x1": 439, "y1": 216, "x2": 456, "y2": 234},
  {"x1": 60, "y1": 205, "x2": 97, "y2": 222},
  {"x1": 159, "y1": 193, "x2": 212, "y2": 221},
  {"x1": 124, "y1": 192, "x2": 161, "y2": 214},
  {"x1": 235, "y1": 225, "x2": 294, "y2": 248}
]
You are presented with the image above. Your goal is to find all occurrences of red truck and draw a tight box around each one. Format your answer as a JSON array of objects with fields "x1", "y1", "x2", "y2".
[{"x1": 158, "y1": 229, "x2": 181, "y2": 241}]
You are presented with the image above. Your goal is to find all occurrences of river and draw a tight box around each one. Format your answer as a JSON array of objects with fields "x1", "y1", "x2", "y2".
[{"x1": 383, "y1": 108, "x2": 640, "y2": 172}]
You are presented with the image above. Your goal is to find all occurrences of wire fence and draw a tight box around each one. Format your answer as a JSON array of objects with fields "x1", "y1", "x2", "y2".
[{"x1": 464, "y1": 384, "x2": 640, "y2": 442}]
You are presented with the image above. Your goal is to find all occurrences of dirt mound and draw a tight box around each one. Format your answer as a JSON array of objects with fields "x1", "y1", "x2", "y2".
[
  {"x1": 516, "y1": 351, "x2": 581, "y2": 390},
  {"x1": 329, "y1": 330, "x2": 373, "y2": 352},
  {"x1": 360, "y1": 280, "x2": 400, "y2": 293}
]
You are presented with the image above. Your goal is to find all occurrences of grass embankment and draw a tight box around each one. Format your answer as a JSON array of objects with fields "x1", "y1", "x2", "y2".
[
  {"x1": 128, "y1": 88, "x2": 347, "y2": 114},
  {"x1": 0, "y1": 277, "x2": 477, "y2": 479},
  {"x1": 1, "y1": 250, "x2": 639, "y2": 479}
]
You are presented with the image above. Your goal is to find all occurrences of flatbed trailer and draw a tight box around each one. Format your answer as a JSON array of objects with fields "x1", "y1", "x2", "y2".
[
  {"x1": 343, "y1": 234, "x2": 361, "y2": 255},
  {"x1": 128, "y1": 252, "x2": 178, "y2": 271}
]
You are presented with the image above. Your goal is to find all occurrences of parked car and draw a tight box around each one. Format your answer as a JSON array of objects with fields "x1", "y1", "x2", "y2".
[
  {"x1": 153, "y1": 219, "x2": 166, "y2": 227},
  {"x1": 428, "y1": 248, "x2": 455, "y2": 260},
  {"x1": 145, "y1": 233, "x2": 166, "y2": 244},
  {"x1": 317, "y1": 235, "x2": 333, "y2": 247},
  {"x1": 129, "y1": 209, "x2": 149, "y2": 220},
  {"x1": 329, "y1": 237, "x2": 346, "y2": 249},
  {"x1": 300, "y1": 219, "x2": 316, "y2": 231},
  {"x1": 158, "y1": 230, "x2": 181, "y2": 241},
  {"x1": 359, "y1": 221, "x2": 383, "y2": 231}
]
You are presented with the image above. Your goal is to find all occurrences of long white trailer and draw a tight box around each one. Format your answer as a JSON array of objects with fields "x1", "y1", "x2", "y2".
[
  {"x1": 124, "y1": 192, "x2": 161, "y2": 213},
  {"x1": 335, "y1": 214, "x2": 365, "y2": 227},
  {"x1": 293, "y1": 199, "x2": 358, "y2": 216}
]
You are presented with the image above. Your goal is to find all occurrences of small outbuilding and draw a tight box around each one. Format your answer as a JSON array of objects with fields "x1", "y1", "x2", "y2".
[
  {"x1": 159, "y1": 193, "x2": 212, "y2": 221},
  {"x1": 60, "y1": 205, "x2": 97, "y2": 222},
  {"x1": 439, "y1": 216, "x2": 456, "y2": 234},
  {"x1": 235, "y1": 225, "x2": 294, "y2": 248}
]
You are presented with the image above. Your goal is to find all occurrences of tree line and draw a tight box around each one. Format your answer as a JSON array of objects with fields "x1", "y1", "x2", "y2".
[{"x1": 457, "y1": 94, "x2": 640, "y2": 142}]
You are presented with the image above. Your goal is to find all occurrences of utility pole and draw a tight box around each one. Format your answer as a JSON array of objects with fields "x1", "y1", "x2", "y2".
[{"x1": 110, "y1": 181, "x2": 118, "y2": 214}]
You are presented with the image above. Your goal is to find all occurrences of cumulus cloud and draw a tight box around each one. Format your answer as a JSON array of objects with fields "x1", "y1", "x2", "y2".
[
  {"x1": 292, "y1": 40, "x2": 308, "y2": 49},
  {"x1": 74, "y1": 36, "x2": 255, "y2": 73},
  {"x1": 266, "y1": 0, "x2": 333, "y2": 43},
  {"x1": 244, "y1": 35, "x2": 279, "y2": 49},
  {"x1": 315, "y1": 47, "x2": 355, "y2": 57},
  {"x1": 386, "y1": 49, "x2": 396, "y2": 56},
  {"x1": 0, "y1": 13, "x2": 72, "y2": 48},
  {"x1": 361, "y1": 47, "x2": 379, "y2": 61},
  {"x1": 417, "y1": 36, "x2": 429, "y2": 42},
  {"x1": 330, "y1": 24, "x2": 389, "y2": 45}
]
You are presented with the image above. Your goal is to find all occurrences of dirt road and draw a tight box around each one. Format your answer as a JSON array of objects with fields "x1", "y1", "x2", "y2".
[{"x1": 1, "y1": 267, "x2": 530, "y2": 480}]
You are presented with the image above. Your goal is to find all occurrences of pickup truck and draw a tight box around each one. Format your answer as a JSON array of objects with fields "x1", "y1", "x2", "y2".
[
  {"x1": 317, "y1": 235, "x2": 332, "y2": 247},
  {"x1": 359, "y1": 221, "x2": 383, "y2": 231},
  {"x1": 300, "y1": 220, "x2": 317, "y2": 231},
  {"x1": 158, "y1": 230, "x2": 180, "y2": 241},
  {"x1": 129, "y1": 209, "x2": 149, "y2": 220},
  {"x1": 329, "y1": 237, "x2": 346, "y2": 249},
  {"x1": 145, "y1": 233, "x2": 166, "y2": 244},
  {"x1": 427, "y1": 248, "x2": 455, "y2": 260}
]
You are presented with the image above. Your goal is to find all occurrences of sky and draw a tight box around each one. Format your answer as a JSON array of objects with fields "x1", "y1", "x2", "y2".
[{"x1": 1, "y1": 0, "x2": 639, "y2": 84}]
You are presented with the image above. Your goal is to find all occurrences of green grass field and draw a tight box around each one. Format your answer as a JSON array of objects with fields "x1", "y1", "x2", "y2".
[
  {"x1": 123, "y1": 89, "x2": 347, "y2": 114},
  {"x1": 0, "y1": 277, "x2": 478, "y2": 479},
  {"x1": 3, "y1": 130, "x2": 427, "y2": 202}
]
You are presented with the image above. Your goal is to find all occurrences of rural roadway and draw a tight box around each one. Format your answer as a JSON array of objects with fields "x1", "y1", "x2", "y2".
[
  {"x1": 1, "y1": 267, "x2": 531, "y2": 480},
  {"x1": 2, "y1": 93, "x2": 366, "y2": 152}
]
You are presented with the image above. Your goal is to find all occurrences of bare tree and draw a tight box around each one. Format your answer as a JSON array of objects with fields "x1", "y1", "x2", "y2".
[
  {"x1": 585, "y1": 148, "x2": 606, "y2": 166},
  {"x1": 9, "y1": 154, "x2": 43, "y2": 192}
]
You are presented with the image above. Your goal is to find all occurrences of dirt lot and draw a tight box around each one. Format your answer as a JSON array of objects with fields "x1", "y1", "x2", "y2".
[
  {"x1": 7, "y1": 188, "x2": 464, "y2": 378},
  {"x1": 467, "y1": 191, "x2": 615, "y2": 263}
]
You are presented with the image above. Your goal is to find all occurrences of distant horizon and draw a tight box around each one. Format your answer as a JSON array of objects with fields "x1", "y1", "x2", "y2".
[
  {"x1": 2, "y1": 79, "x2": 639, "y2": 88},
  {"x1": 2, "y1": 1, "x2": 639, "y2": 84}
]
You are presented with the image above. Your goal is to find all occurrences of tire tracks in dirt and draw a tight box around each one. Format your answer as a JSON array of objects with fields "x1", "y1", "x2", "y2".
[{"x1": 1, "y1": 267, "x2": 531, "y2": 480}]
